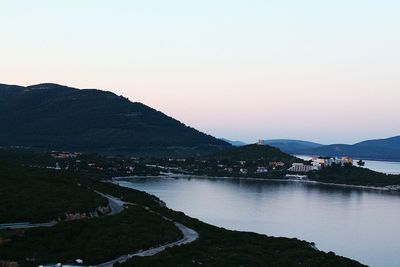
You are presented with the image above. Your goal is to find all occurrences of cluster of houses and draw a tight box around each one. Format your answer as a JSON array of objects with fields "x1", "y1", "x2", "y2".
[
  {"x1": 50, "y1": 151, "x2": 80, "y2": 159},
  {"x1": 235, "y1": 161, "x2": 286, "y2": 175},
  {"x1": 254, "y1": 162, "x2": 285, "y2": 174},
  {"x1": 45, "y1": 147, "x2": 355, "y2": 178},
  {"x1": 311, "y1": 156, "x2": 353, "y2": 168},
  {"x1": 288, "y1": 156, "x2": 354, "y2": 173},
  {"x1": 288, "y1": 163, "x2": 318, "y2": 173}
]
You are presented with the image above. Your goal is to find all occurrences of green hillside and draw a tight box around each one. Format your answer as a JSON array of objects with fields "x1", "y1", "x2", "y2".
[
  {"x1": 0, "y1": 83, "x2": 229, "y2": 155},
  {"x1": 210, "y1": 144, "x2": 302, "y2": 165},
  {"x1": 309, "y1": 165, "x2": 400, "y2": 187},
  {"x1": 0, "y1": 165, "x2": 107, "y2": 224}
]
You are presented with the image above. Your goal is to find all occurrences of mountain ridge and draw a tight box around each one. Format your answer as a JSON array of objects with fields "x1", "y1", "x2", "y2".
[
  {"x1": 220, "y1": 138, "x2": 247, "y2": 147},
  {"x1": 0, "y1": 83, "x2": 230, "y2": 155},
  {"x1": 266, "y1": 136, "x2": 400, "y2": 161},
  {"x1": 210, "y1": 143, "x2": 302, "y2": 165}
]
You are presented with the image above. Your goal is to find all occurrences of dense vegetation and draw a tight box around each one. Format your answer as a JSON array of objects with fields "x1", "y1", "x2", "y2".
[
  {"x1": 0, "y1": 150, "x2": 368, "y2": 266},
  {"x1": 210, "y1": 144, "x2": 302, "y2": 165},
  {"x1": 0, "y1": 207, "x2": 182, "y2": 266},
  {"x1": 309, "y1": 165, "x2": 400, "y2": 187},
  {"x1": 0, "y1": 161, "x2": 182, "y2": 266},
  {"x1": 0, "y1": 165, "x2": 107, "y2": 223},
  {"x1": 0, "y1": 148, "x2": 53, "y2": 166},
  {"x1": 0, "y1": 83, "x2": 229, "y2": 155},
  {"x1": 82, "y1": 180, "x2": 366, "y2": 267},
  {"x1": 120, "y1": 216, "x2": 365, "y2": 267}
]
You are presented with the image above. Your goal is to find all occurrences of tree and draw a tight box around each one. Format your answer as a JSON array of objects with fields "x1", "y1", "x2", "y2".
[{"x1": 357, "y1": 160, "x2": 365, "y2": 167}]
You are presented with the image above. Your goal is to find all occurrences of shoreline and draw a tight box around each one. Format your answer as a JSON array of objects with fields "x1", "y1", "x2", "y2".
[
  {"x1": 113, "y1": 173, "x2": 400, "y2": 192},
  {"x1": 295, "y1": 154, "x2": 400, "y2": 163}
]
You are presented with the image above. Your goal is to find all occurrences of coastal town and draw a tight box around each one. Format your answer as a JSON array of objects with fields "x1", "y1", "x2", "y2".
[
  {"x1": 43, "y1": 140, "x2": 360, "y2": 181},
  {"x1": 288, "y1": 156, "x2": 354, "y2": 173},
  {"x1": 39, "y1": 143, "x2": 400, "y2": 194}
]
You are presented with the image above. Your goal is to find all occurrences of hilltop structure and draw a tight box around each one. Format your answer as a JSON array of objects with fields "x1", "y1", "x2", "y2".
[{"x1": 257, "y1": 139, "x2": 266, "y2": 145}]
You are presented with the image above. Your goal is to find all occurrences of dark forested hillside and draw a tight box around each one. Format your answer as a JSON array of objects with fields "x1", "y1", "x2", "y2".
[
  {"x1": 0, "y1": 83, "x2": 229, "y2": 155},
  {"x1": 210, "y1": 144, "x2": 302, "y2": 165}
]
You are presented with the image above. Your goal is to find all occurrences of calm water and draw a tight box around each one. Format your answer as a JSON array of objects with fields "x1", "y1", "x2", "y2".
[{"x1": 119, "y1": 177, "x2": 400, "y2": 267}]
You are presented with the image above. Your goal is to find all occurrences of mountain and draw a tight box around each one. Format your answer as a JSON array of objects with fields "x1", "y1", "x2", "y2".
[
  {"x1": 355, "y1": 135, "x2": 400, "y2": 148},
  {"x1": 220, "y1": 138, "x2": 247, "y2": 146},
  {"x1": 264, "y1": 139, "x2": 323, "y2": 154},
  {"x1": 0, "y1": 83, "x2": 230, "y2": 155},
  {"x1": 210, "y1": 144, "x2": 302, "y2": 165},
  {"x1": 305, "y1": 136, "x2": 400, "y2": 161},
  {"x1": 271, "y1": 136, "x2": 400, "y2": 161}
]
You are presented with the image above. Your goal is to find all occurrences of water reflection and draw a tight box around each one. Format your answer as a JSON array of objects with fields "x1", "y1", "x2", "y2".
[{"x1": 119, "y1": 177, "x2": 400, "y2": 267}]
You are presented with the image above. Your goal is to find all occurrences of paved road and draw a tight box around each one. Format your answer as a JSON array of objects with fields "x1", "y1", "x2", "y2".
[
  {"x1": 2, "y1": 190, "x2": 199, "y2": 267},
  {"x1": 94, "y1": 191, "x2": 126, "y2": 215},
  {"x1": 95, "y1": 221, "x2": 199, "y2": 267},
  {"x1": 134, "y1": 222, "x2": 199, "y2": 256},
  {"x1": 94, "y1": 194, "x2": 199, "y2": 267},
  {"x1": 0, "y1": 221, "x2": 57, "y2": 230},
  {"x1": 0, "y1": 192, "x2": 123, "y2": 230}
]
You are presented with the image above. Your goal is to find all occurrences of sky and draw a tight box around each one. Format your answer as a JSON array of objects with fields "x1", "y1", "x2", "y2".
[{"x1": 1, "y1": 0, "x2": 400, "y2": 144}]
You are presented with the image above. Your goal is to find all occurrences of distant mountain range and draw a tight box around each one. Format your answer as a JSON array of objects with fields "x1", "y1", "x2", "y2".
[
  {"x1": 222, "y1": 137, "x2": 400, "y2": 161},
  {"x1": 220, "y1": 139, "x2": 247, "y2": 147},
  {"x1": 264, "y1": 139, "x2": 323, "y2": 154},
  {"x1": 3, "y1": 82, "x2": 398, "y2": 160},
  {"x1": 265, "y1": 137, "x2": 400, "y2": 161},
  {"x1": 0, "y1": 83, "x2": 229, "y2": 155}
]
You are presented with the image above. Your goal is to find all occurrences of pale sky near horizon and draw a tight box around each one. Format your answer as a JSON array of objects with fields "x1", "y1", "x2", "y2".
[{"x1": 1, "y1": 1, "x2": 400, "y2": 144}]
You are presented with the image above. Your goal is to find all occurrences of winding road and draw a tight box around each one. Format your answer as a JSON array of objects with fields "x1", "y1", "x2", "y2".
[
  {"x1": 93, "y1": 191, "x2": 126, "y2": 215},
  {"x1": 95, "y1": 222, "x2": 198, "y2": 267},
  {"x1": 94, "y1": 193, "x2": 199, "y2": 267},
  {"x1": 0, "y1": 191, "x2": 122, "y2": 230},
  {"x1": 0, "y1": 221, "x2": 57, "y2": 230},
  {"x1": 1, "y1": 190, "x2": 199, "y2": 267}
]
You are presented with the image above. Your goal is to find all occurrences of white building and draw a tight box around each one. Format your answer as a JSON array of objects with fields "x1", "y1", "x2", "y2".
[
  {"x1": 257, "y1": 139, "x2": 266, "y2": 145},
  {"x1": 256, "y1": 167, "x2": 269, "y2": 173},
  {"x1": 311, "y1": 156, "x2": 353, "y2": 168},
  {"x1": 288, "y1": 163, "x2": 318, "y2": 173}
]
